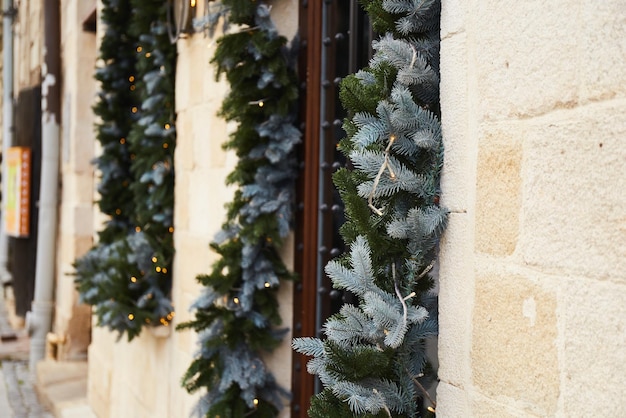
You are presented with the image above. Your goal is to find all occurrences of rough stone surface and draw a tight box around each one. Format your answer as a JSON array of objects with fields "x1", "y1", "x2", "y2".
[
  {"x1": 579, "y1": 0, "x2": 626, "y2": 102},
  {"x1": 560, "y1": 279, "x2": 626, "y2": 417},
  {"x1": 435, "y1": 382, "x2": 470, "y2": 417},
  {"x1": 475, "y1": 124, "x2": 522, "y2": 256},
  {"x1": 471, "y1": 272, "x2": 559, "y2": 416},
  {"x1": 519, "y1": 102, "x2": 626, "y2": 282},
  {"x1": 471, "y1": 392, "x2": 536, "y2": 418},
  {"x1": 440, "y1": 33, "x2": 473, "y2": 213},
  {"x1": 474, "y1": 0, "x2": 580, "y2": 120},
  {"x1": 437, "y1": 213, "x2": 473, "y2": 388},
  {"x1": 440, "y1": 0, "x2": 467, "y2": 39}
]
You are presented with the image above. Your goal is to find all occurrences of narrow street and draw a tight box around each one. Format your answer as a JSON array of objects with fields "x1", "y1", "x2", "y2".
[{"x1": 0, "y1": 294, "x2": 53, "y2": 418}]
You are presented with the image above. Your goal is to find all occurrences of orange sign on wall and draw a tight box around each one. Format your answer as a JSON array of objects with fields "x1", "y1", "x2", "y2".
[{"x1": 4, "y1": 147, "x2": 31, "y2": 237}]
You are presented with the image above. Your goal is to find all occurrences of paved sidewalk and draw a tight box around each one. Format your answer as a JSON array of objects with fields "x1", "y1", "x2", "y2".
[{"x1": 0, "y1": 291, "x2": 54, "y2": 418}]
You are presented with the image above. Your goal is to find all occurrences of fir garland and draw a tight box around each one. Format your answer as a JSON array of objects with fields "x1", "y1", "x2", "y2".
[
  {"x1": 74, "y1": 0, "x2": 177, "y2": 341},
  {"x1": 293, "y1": 1, "x2": 447, "y2": 417},
  {"x1": 176, "y1": 1, "x2": 300, "y2": 417}
]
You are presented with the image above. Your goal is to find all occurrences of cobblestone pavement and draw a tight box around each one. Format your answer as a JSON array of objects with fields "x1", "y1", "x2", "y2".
[
  {"x1": 0, "y1": 360, "x2": 53, "y2": 418},
  {"x1": 0, "y1": 292, "x2": 53, "y2": 418}
]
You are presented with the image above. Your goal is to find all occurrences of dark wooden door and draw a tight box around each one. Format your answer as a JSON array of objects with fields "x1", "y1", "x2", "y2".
[{"x1": 292, "y1": 1, "x2": 373, "y2": 415}]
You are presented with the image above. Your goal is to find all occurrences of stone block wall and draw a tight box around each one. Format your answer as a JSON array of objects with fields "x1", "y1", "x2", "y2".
[
  {"x1": 437, "y1": 0, "x2": 626, "y2": 416},
  {"x1": 86, "y1": 1, "x2": 297, "y2": 416},
  {"x1": 54, "y1": 0, "x2": 97, "y2": 361}
]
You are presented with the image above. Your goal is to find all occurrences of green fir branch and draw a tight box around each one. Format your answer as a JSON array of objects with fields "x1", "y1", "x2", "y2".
[
  {"x1": 293, "y1": 1, "x2": 446, "y2": 417},
  {"x1": 177, "y1": 1, "x2": 300, "y2": 416},
  {"x1": 74, "y1": 0, "x2": 176, "y2": 341}
]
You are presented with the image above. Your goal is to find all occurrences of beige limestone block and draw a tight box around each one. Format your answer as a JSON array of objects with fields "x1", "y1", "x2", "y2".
[
  {"x1": 175, "y1": 39, "x2": 193, "y2": 113},
  {"x1": 202, "y1": 63, "x2": 229, "y2": 105},
  {"x1": 188, "y1": 168, "x2": 232, "y2": 235},
  {"x1": 471, "y1": 392, "x2": 535, "y2": 418},
  {"x1": 71, "y1": 205, "x2": 95, "y2": 237},
  {"x1": 441, "y1": 0, "x2": 468, "y2": 39},
  {"x1": 172, "y1": 233, "x2": 215, "y2": 293},
  {"x1": 72, "y1": 131, "x2": 96, "y2": 173},
  {"x1": 438, "y1": 213, "x2": 474, "y2": 388},
  {"x1": 474, "y1": 0, "x2": 579, "y2": 120},
  {"x1": 174, "y1": 292, "x2": 200, "y2": 352},
  {"x1": 440, "y1": 32, "x2": 473, "y2": 213},
  {"x1": 436, "y1": 381, "x2": 471, "y2": 417},
  {"x1": 472, "y1": 272, "x2": 559, "y2": 416},
  {"x1": 191, "y1": 105, "x2": 229, "y2": 169},
  {"x1": 519, "y1": 102, "x2": 626, "y2": 281},
  {"x1": 174, "y1": 111, "x2": 195, "y2": 171},
  {"x1": 560, "y1": 279, "x2": 626, "y2": 417},
  {"x1": 73, "y1": 235, "x2": 94, "y2": 260},
  {"x1": 174, "y1": 170, "x2": 191, "y2": 231},
  {"x1": 87, "y1": 333, "x2": 113, "y2": 418},
  {"x1": 67, "y1": 175, "x2": 95, "y2": 206},
  {"x1": 475, "y1": 125, "x2": 522, "y2": 256},
  {"x1": 579, "y1": 0, "x2": 626, "y2": 102},
  {"x1": 271, "y1": 0, "x2": 298, "y2": 41}
]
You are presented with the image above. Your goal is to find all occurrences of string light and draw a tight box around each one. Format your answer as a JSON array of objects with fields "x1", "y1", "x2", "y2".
[
  {"x1": 130, "y1": 276, "x2": 137, "y2": 283},
  {"x1": 162, "y1": 268, "x2": 168, "y2": 274},
  {"x1": 233, "y1": 297, "x2": 240, "y2": 304},
  {"x1": 152, "y1": 257, "x2": 158, "y2": 263},
  {"x1": 130, "y1": 85, "x2": 136, "y2": 91},
  {"x1": 190, "y1": 0, "x2": 196, "y2": 7},
  {"x1": 128, "y1": 313, "x2": 135, "y2": 320},
  {"x1": 115, "y1": 208, "x2": 121, "y2": 215},
  {"x1": 253, "y1": 399, "x2": 259, "y2": 407},
  {"x1": 131, "y1": 106, "x2": 138, "y2": 113},
  {"x1": 248, "y1": 99, "x2": 267, "y2": 107},
  {"x1": 156, "y1": 267, "x2": 162, "y2": 272},
  {"x1": 163, "y1": 143, "x2": 169, "y2": 149},
  {"x1": 164, "y1": 123, "x2": 171, "y2": 130},
  {"x1": 168, "y1": 227, "x2": 174, "y2": 233},
  {"x1": 136, "y1": 46, "x2": 142, "y2": 53},
  {"x1": 264, "y1": 282, "x2": 270, "y2": 288},
  {"x1": 129, "y1": 75, "x2": 135, "y2": 82},
  {"x1": 145, "y1": 52, "x2": 151, "y2": 58},
  {"x1": 119, "y1": 138, "x2": 126, "y2": 144},
  {"x1": 135, "y1": 226, "x2": 141, "y2": 232},
  {"x1": 368, "y1": 133, "x2": 398, "y2": 215}
]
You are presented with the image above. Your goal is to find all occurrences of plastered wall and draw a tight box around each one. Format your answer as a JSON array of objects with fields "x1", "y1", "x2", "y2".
[
  {"x1": 437, "y1": 1, "x2": 626, "y2": 417},
  {"x1": 87, "y1": 1, "x2": 297, "y2": 416}
]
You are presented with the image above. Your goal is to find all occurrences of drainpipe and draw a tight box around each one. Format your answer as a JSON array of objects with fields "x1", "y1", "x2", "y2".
[
  {"x1": 0, "y1": 0, "x2": 15, "y2": 286},
  {"x1": 29, "y1": 0, "x2": 60, "y2": 370}
]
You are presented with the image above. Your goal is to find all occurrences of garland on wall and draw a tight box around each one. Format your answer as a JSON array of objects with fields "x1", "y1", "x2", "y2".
[
  {"x1": 293, "y1": 1, "x2": 446, "y2": 417},
  {"x1": 176, "y1": 1, "x2": 300, "y2": 417},
  {"x1": 74, "y1": 0, "x2": 177, "y2": 341}
]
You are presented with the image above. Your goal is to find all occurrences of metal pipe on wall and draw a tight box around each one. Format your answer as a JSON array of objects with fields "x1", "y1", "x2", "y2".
[
  {"x1": 0, "y1": 0, "x2": 16, "y2": 285},
  {"x1": 29, "y1": 0, "x2": 61, "y2": 370}
]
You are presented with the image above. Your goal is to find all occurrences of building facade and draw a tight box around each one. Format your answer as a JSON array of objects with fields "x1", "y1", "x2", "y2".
[{"x1": 1, "y1": 0, "x2": 624, "y2": 417}]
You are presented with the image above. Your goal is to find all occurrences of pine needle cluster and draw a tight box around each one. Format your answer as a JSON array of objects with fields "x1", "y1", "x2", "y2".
[
  {"x1": 293, "y1": 1, "x2": 446, "y2": 417},
  {"x1": 74, "y1": 0, "x2": 177, "y2": 341},
  {"x1": 176, "y1": 1, "x2": 300, "y2": 417}
]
